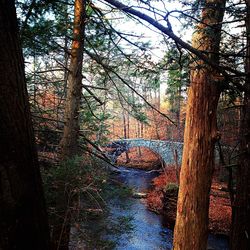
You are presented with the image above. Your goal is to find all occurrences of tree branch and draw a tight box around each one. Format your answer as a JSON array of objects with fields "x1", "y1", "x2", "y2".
[
  {"x1": 103, "y1": 0, "x2": 247, "y2": 88},
  {"x1": 84, "y1": 48, "x2": 176, "y2": 125}
]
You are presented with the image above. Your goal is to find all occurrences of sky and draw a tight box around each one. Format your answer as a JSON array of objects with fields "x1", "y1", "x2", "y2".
[
  {"x1": 93, "y1": 0, "x2": 194, "y2": 103},
  {"x1": 95, "y1": 0, "x2": 193, "y2": 62}
]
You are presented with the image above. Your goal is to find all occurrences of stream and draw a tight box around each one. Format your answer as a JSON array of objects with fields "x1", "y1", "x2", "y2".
[{"x1": 108, "y1": 166, "x2": 229, "y2": 250}]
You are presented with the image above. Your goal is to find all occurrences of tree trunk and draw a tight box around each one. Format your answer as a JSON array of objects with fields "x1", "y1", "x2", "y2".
[
  {"x1": 122, "y1": 109, "x2": 129, "y2": 162},
  {"x1": 137, "y1": 121, "x2": 142, "y2": 157},
  {"x1": 54, "y1": 1, "x2": 86, "y2": 249},
  {"x1": 0, "y1": 1, "x2": 50, "y2": 249},
  {"x1": 152, "y1": 110, "x2": 160, "y2": 139},
  {"x1": 176, "y1": 85, "x2": 181, "y2": 141},
  {"x1": 59, "y1": 0, "x2": 86, "y2": 159},
  {"x1": 141, "y1": 123, "x2": 144, "y2": 137},
  {"x1": 231, "y1": 1, "x2": 250, "y2": 248},
  {"x1": 173, "y1": 1, "x2": 226, "y2": 249},
  {"x1": 127, "y1": 111, "x2": 130, "y2": 139},
  {"x1": 122, "y1": 109, "x2": 127, "y2": 139}
]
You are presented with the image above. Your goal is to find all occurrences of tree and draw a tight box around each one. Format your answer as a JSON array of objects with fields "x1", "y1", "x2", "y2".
[
  {"x1": 49, "y1": 1, "x2": 87, "y2": 248},
  {"x1": 173, "y1": 1, "x2": 226, "y2": 248},
  {"x1": 0, "y1": 0, "x2": 50, "y2": 249},
  {"x1": 59, "y1": 0, "x2": 86, "y2": 159},
  {"x1": 164, "y1": 47, "x2": 189, "y2": 141},
  {"x1": 231, "y1": 0, "x2": 250, "y2": 248}
]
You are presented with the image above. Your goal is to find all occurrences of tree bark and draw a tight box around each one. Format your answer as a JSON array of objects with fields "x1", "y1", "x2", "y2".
[
  {"x1": 230, "y1": 1, "x2": 250, "y2": 248},
  {"x1": 173, "y1": 1, "x2": 226, "y2": 249},
  {"x1": 0, "y1": 1, "x2": 50, "y2": 249},
  {"x1": 127, "y1": 110, "x2": 130, "y2": 139},
  {"x1": 54, "y1": 1, "x2": 86, "y2": 249},
  {"x1": 59, "y1": 0, "x2": 86, "y2": 159},
  {"x1": 122, "y1": 109, "x2": 130, "y2": 163}
]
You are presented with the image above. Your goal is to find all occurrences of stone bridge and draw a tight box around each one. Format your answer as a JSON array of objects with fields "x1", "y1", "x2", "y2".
[{"x1": 106, "y1": 139, "x2": 183, "y2": 165}]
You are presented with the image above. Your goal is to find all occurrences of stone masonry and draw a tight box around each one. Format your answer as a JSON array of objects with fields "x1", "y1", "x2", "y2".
[{"x1": 106, "y1": 139, "x2": 183, "y2": 165}]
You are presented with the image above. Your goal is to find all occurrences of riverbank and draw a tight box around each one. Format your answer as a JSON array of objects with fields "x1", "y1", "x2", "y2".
[
  {"x1": 146, "y1": 166, "x2": 232, "y2": 235},
  {"x1": 110, "y1": 166, "x2": 229, "y2": 249},
  {"x1": 117, "y1": 149, "x2": 232, "y2": 236},
  {"x1": 117, "y1": 149, "x2": 232, "y2": 235}
]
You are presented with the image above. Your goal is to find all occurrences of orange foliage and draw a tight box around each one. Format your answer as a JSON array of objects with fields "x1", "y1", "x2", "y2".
[
  {"x1": 117, "y1": 147, "x2": 161, "y2": 169},
  {"x1": 146, "y1": 166, "x2": 178, "y2": 213},
  {"x1": 209, "y1": 182, "x2": 232, "y2": 234},
  {"x1": 146, "y1": 166, "x2": 231, "y2": 235},
  {"x1": 39, "y1": 91, "x2": 59, "y2": 108},
  {"x1": 108, "y1": 103, "x2": 186, "y2": 142}
]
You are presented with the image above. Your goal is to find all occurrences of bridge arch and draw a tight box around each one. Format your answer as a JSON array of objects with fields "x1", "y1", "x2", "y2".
[
  {"x1": 117, "y1": 145, "x2": 165, "y2": 167},
  {"x1": 106, "y1": 139, "x2": 183, "y2": 165}
]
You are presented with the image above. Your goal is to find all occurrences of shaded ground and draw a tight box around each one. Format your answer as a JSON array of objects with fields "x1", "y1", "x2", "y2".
[{"x1": 146, "y1": 166, "x2": 232, "y2": 235}]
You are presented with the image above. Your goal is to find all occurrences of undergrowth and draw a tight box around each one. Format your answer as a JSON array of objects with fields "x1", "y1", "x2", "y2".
[{"x1": 41, "y1": 156, "x2": 133, "y2": 249}]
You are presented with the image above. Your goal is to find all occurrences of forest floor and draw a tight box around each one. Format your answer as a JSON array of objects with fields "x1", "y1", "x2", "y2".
[
  {"x1": 118, "y1": 149, "x2": 232, "y2": 236},
  {"x1": 117, "y1": 147, "x2": 163, "y2": 169}
]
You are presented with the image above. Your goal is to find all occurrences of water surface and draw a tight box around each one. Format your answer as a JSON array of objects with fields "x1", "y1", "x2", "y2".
[{"x1": 109, "y1": 166, "x2": 229, "y2": 250}]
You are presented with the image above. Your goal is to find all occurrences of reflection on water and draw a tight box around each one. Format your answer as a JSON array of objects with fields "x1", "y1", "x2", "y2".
[{"x1": 110, "y1": 166, "x2": 229, "y2": 250}]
